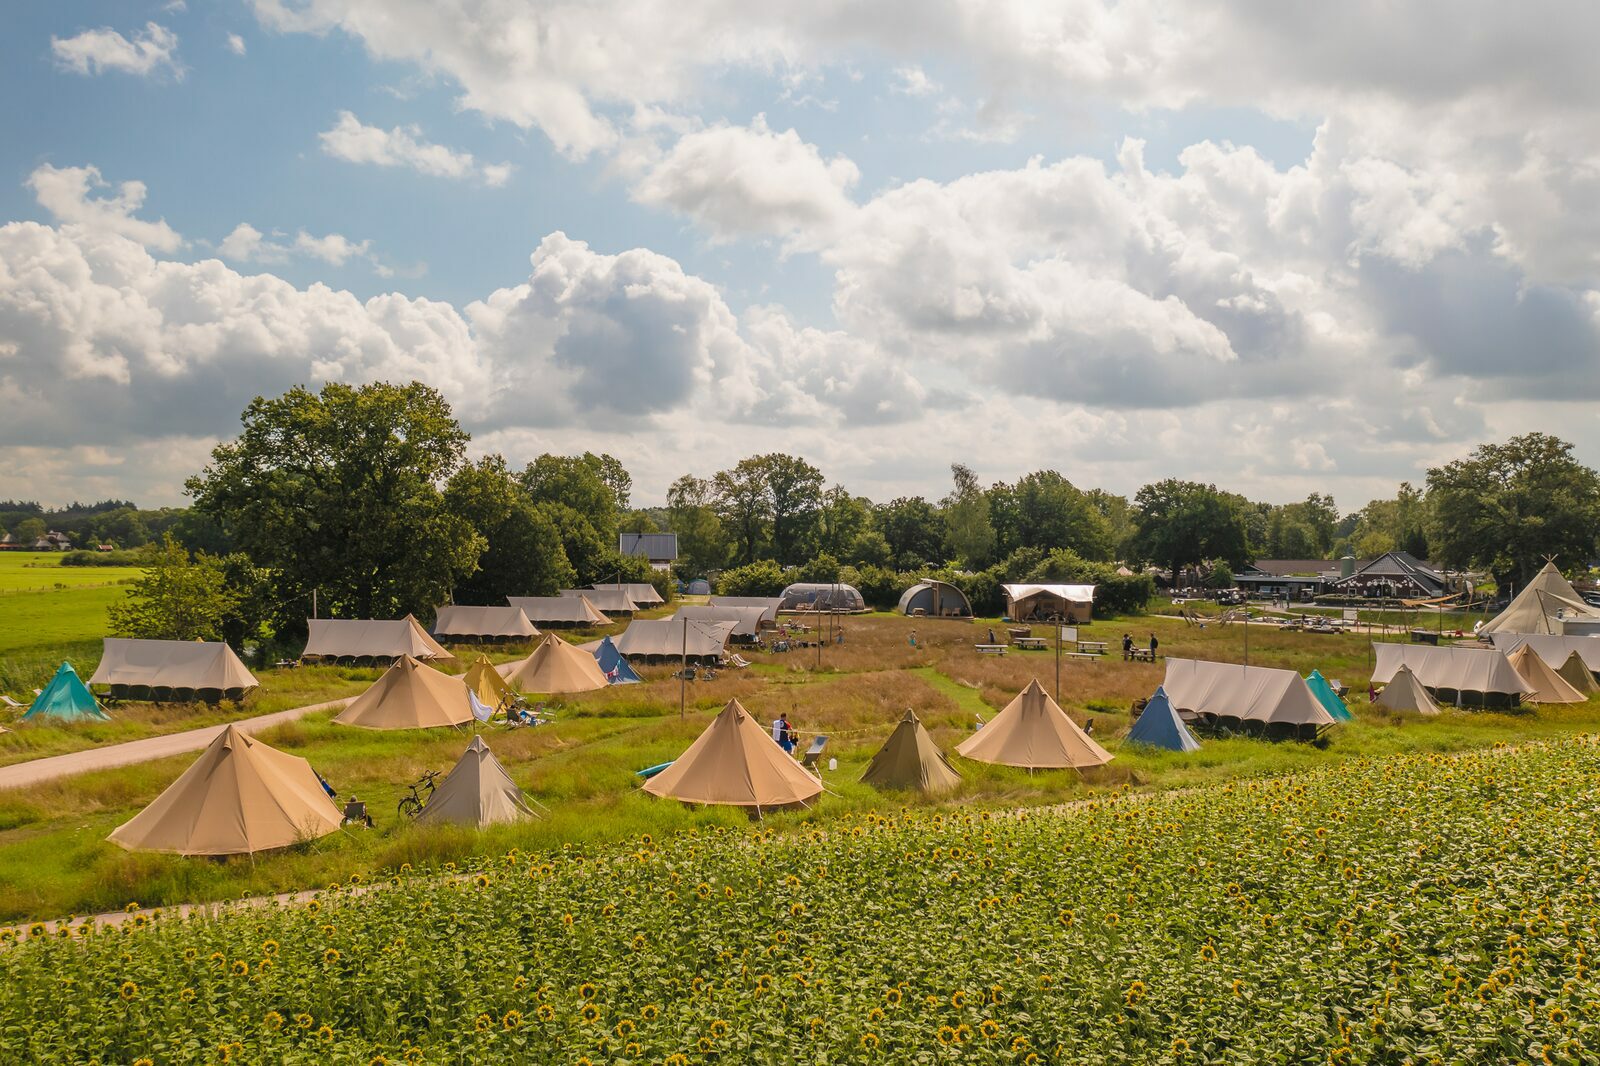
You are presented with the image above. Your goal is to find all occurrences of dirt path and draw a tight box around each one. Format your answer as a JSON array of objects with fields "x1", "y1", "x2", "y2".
[{"x1": 0, "y1": 697, "x2": 356, "y2": 792}]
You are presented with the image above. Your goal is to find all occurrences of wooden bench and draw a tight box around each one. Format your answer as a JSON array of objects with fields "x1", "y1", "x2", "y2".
[
  {"x1": 1064, "y1": 651, "x2": 1098, "y2": 661},
  {"x1": 1011, "y1": 636, "x2": 1047, "y2": 650},
  {"x1": 1075, "y1": 641, "x2": 1108, "y2": 655},
  {"x1": 975, "y1": 644, "x2": 1008, "y2": 656},
  {"x1": 1129, "y1": 648, "x2": 1158, "y2": 663}
]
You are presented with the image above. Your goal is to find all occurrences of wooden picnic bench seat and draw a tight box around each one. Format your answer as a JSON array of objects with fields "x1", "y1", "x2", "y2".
[
  {"x1": 1063, "y1": 651, "x2": 1098, "y2": 661},
  {"x1": 1011, "y1": 636, "x2": 1047, "y2": 650},
  {"x1": 975, "y1": 644, "x2": 1007, "y2": 655},
  {"x1": 1129, "y1": 648, "x2": 1159, "y2": 663}
]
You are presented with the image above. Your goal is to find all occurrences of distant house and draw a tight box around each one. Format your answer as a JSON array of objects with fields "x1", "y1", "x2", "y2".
[
  {"x1": 619, "y1": 533, "x2": 678, "y2": 572},
  {"x1": 1233, "y1": 559, "x2": 1351, "y2": 600},
  {"x1": 7, "y1": 530, "x2": 74, "y2": 552},
  {"x1": 1330, "y1": 551, "x2": 1451, "y2": 599}
]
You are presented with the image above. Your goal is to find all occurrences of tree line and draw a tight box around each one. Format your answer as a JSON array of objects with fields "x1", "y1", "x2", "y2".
[{"x1": 94, "y1": 381, "x2": 1600, "y2": 647}]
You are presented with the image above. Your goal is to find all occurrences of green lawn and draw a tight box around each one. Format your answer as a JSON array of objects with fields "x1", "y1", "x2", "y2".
[
  {"x1": 0, "y1": 551, "x2": 144, "y2": 591},
  {"x1": 0, "y1": 612, "x2": 1594, "y2": 923}
]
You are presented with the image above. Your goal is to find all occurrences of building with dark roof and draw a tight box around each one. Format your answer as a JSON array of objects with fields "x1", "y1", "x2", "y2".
[
  {"x1": 1330, "y1": 551, "x2": 1450, "y2": 599},
  {"x1": 619, "y1": 533, "x2": 679, "y2": 572}
]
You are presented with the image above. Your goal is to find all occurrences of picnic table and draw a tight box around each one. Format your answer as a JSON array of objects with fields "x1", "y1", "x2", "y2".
[
  {"x1": 1075, "y1": 640, "x2": 1108, "y2": 655},
  {"x1": 1011, "y1": 636, "x2": 1047, "y2": 650},
  {"x1": 975, "y1": 644, "x2": 1008, "y2": 656},
  {"x1": 1129, "y1": 647, "x2": 1158, "y2": 663}
]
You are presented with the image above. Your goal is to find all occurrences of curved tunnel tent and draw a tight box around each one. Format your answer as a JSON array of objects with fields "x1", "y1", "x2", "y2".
[
  {"x1": 431, "y1": 605, "x2": 539, "y2": 643},
  {"x1": 896, "y1": 580, "x2": 973, "y2": 618},
  {"x1": 89, "y1": 638, "x2": 260, "y2": 703},
  {"x1": 1371, "y1": 642, "x2": 1532, "y2": 708},
  {"x1": 1160, "y1": 658, "x2": 1336, "y2": 741},
  {"x1": 778, "y1": 582, "x2": 868, "y2": 613}
]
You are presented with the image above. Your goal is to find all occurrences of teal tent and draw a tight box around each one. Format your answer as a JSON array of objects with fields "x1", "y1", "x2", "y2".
[
  {"x1": 24, "y1": 662, "x2": 109, "y2": 722},
  {"x1": 1304, "y1": 670, "x2": 1353, "y2": 722},
  {"x1": 1125, "y1": 687, "x2": 1201, "y2": 752}
]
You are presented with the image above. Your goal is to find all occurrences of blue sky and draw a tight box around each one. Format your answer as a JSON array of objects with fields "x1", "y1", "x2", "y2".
[{"x1": 1, "y1": 2, "x2": 1595, "y2": 508}]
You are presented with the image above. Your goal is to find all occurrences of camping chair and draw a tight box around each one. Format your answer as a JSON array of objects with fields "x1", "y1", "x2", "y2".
[
  {"x1": 0, "y1": 695, "x2": 21, "y2": 709},
  {"x1": 729, "y1": 653, "x2": 753, "y2": 668},
  {"x1": 800, "y1": 735, "x2": 828, "y2": 771}
]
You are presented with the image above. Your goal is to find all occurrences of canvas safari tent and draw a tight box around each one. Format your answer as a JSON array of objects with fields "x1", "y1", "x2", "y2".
[
  {"x1": 505, "y1": 635, "x2": 610, "y2": 694},
  {"x1": 861, "y1": 709, "x2": 962, "y2": 793},
  {"x1": 614, "y1": 617, "x2": 736, "y2": 662},
  {"x1": 1374, "y1": 664, "x2": 1441, "y2": 715},
  {"x1": 90, "y1": 638, "x2": 259, "y2": 702},
  {"x1": 302, "y1": 616, "x2": 455, "y2": 663},
  {"x1": 673, "y1": 604, "x2": 770, "y2": 641},
  {"x1": 707, "y1": 596, "x2": 783, "y2": 624},
  {"x1": 591, "y1": 582, "x2": 665, "y2": 606},
  {"x1": 1125, "y1": 687, "x2": 1201, "y2": 751},
  {"x1": 1371, "y1": 643, "x2": 1532, "y2": 707},
  {"x1": 897, "y1": 580, "x2": 974, "y2": 618},
  {"x1": 335, "y1": 655, "x2": 475, "y2": 730},
  {"x1": 561, "y1": 588, "x2": 637, "y2": 616},
  {"x1": 1480, "y1": 562, "x2": 1600, "y2": 636},
  {"x1": 417, "y1": 735, "x2": 537, "y2": 827},
  {"x1": 642, "y1": 698, "x2": 823, "y2": 811},
  {"x1": 24, "y1": 661, "x2": 108, "y2": 722},
  {"x1": 431, "y1": 606, "x2": 538, "y2": 642},
  {"x1": 506, "y1": 595, "x2": 608, "y2": 628},
  {"x1": 108, "y1": 724, "x2": 342, "y2": 856},
  {"x1": 955, "y1": 679, "x2": 1112, "y2": 770},
  {"x1": 1488, "y1": 633, "x2": 1600, "y2": 675},
  {"x1": 1160, "y1": 659, "x2": 1335, "y2": 739},
  {"x1": 1002, "y1": 583, "x2": 1095, "y2": 623},
  {"x1": 1506, "y1": 643, "x2": 1586, "y2": 704}
]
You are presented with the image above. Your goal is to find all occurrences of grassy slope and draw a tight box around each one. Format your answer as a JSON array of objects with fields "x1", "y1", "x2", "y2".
[{"x1": 0, "y1": 610, "x2": 1595, "y2": 921}]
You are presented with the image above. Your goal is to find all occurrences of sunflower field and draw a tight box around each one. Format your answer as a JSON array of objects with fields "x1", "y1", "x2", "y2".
[{"x1": 3, "y1": 738, "x2": 1599, "y2": 1064}]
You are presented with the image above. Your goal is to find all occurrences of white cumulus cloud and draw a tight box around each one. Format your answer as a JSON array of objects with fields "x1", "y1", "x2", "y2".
[
  {"x1": 318, "y1": 111, "x2": 512, "y2": 185},
  {"x1": 26, "y1": 164, "x2": 182, "y2": 252},
  {"x1": 52, "y1": 22, "x2": 182, "y2": 79}
]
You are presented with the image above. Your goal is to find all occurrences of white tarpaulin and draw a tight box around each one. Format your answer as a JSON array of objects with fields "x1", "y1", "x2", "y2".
[
  {"x1": 302, "y1": 616, "x2": 454, "y2": 662},
  {"x1": 89, "y1": 639, "x2": 259, "y2": 694},
  {"x1": 1371, "y1": 643, "x2": 1531, "y2": 696},
  {"x1": 1489, "y1": 633, "x2": 1600, "y2": 672},
  {"x1": 1161, "y1": 658, "x2": 1334, "y2": 726}
]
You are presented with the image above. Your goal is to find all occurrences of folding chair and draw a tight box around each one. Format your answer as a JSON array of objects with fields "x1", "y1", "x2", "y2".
[
  {"x1": 800, "y1": 735, "x2": 828, "y2": 771},
  {"x1": 0, "y1": 695, "x2": 22, "y2": 709}
]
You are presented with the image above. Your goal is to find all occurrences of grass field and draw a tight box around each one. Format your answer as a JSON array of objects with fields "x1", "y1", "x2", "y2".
[
  {"x1": 2, "y1": 738, "x2": 1595, "y2": 1064},
  {"x1": 0, "y1": 552, "x2": 143, "y2": 695},
  {"x1": 0, "y1": 609, "x2": 1594, "y2": 925}
]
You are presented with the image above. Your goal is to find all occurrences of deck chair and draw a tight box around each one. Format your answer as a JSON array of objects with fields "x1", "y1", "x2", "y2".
[
  {"x1": 800, "y1": 735, "x2": 828, "y2": 770},
  {"x1": 0, "y1": 695, "x2": 21, "y2": 708}
]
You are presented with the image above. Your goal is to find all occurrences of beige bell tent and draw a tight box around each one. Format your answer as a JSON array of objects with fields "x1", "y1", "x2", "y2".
[
  {"x1": 417, "y1": 735, "x2": 536, "y2": 827},
  {"x1": 614, "y1": 617, "x2": 736, "y2": 661},
  {"x1": 334, "y1": 655, "x2": 475, "y2": 729},
  {"x1": 591, "y1": 582, "x2": 665, "y2": 606},
  {"x1": 1480, "y1": 562, "x2": 1600, "y2": 636},
  {"x1": 1160, "y1": 659, "x2": 1335, "y2": 733},
  {"x1": 643, "y1": 699, "x2": 823, "y2": 811},
  {"x1": 464, "y1": 654, "x2": 513, "y2": 708},
  {"x1": 504, "y1": 635, "x2": 609, "y2": 694},
  {"x1": 560, "y1": 587, "x2": 637, "y2": 615},
  {"x1": 1375, "y1": 664, "x2": 1441, "y2": 715},
  {"x1": 303, "y1": 616, "x2": 455, "y2": 663},
  {"x1": 108, "y1": 724, "x2": 341, "y2": 856},
  {"x1": 862, "y1": 709, "x2": 962, "y2": 793},
  {"x1": 955, "y1": 679, "x2": 1112, "y2": 770},
  {"x1": 432, "y1": 606, "x2": 539, "y2": 642},
  {"x1": 89, "y1": 638, "x2": 259, "y2": 701},
  {"x1": 1506, "y1": 643, "x2": 1586, "y2": 704},
  {"x1": 506, "y1": 595, "x2": 608, "y2": 627},
  {"x1": 1558, "y1": 651, "x2": 1600, "y2": 696},
  {"x1": 1372, "y1": 643, "x2": 1532, "y2": 706}
]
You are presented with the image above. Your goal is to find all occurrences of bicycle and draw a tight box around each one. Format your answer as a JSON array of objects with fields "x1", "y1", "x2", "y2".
[{"x1": 397, "y1": 769, "x2": 442, "y2": 819}]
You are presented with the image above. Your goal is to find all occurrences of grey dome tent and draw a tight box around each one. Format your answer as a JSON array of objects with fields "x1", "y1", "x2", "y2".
[
  {"x1": 779, "y1": 582, "x2": 867, "y2": 612},
  {"x1": 896, "y1": 580, "x2": 973, "y2": 618}
]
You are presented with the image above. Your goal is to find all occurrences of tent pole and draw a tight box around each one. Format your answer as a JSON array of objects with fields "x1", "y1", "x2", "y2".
[{"x1": 679, "y1": 618, "x2": 687, "y2": 720}]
